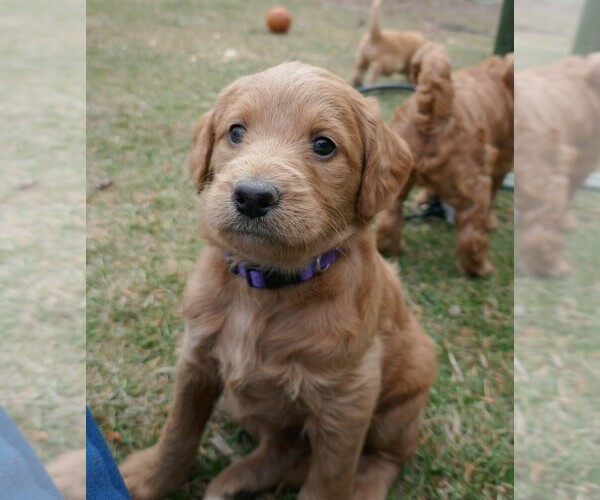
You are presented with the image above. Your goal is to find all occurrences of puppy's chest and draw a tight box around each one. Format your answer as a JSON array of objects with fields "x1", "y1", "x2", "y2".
[{"x1": 212, "y1": 304, "x2": 319, "y2": 419}]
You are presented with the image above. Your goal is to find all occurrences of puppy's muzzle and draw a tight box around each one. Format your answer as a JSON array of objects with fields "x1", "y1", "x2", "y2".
[{"x1": 233, "y1": 179, "x2": 280, "y2": 219}]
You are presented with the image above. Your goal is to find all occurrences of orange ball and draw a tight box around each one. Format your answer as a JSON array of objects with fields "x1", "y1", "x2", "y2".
[{"x1": 265, "y1": 6, "x2": 292, "y2": 34}]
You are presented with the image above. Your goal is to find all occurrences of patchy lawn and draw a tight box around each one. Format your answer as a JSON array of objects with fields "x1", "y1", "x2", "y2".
[{"x1": 0, "y1": 0, "x2": 85, "y2": 462}]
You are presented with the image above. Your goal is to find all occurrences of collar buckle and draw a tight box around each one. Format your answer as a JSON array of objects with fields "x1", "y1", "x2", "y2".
[{"x1": 316, "y1": 253, "x2": 332, "y2": 273}]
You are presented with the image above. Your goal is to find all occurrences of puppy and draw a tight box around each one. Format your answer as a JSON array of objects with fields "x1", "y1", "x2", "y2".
[
  {"x1": 352, "y1": 0, "x2": 427, "y2": 87},
  {"x1": 376, "y1": 43, "x2": 514, "y2": 276},
  {"x1": 515, "y1": 53, "x2": 600, "y2": 276},
  {"x1": 120, "y1": 62, "x2": 436, "y2": 500}
]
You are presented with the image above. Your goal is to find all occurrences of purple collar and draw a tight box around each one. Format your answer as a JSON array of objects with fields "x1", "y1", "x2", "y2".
[{"x1": 228, "y1": 248, "x2": 340, "y2": 289}]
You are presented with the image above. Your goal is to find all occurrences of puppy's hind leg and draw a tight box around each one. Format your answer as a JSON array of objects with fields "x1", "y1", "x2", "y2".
[
  {"x1": 455, "y1": 175, "x2": 494, "y2": 277},
  {"x1": 204, "y1": 426, "x2": 307, "y2": 499},
  {"x1": 351, "y1": 455, "x2": 399, "y2": 500},
  {"x1": 353, "y1": 54, "x2": 370, "y2": 87},
  {"x1": 368, "y1": 61, "x2": 384, "y2": 84},
  {"x1": 357, "y1": 390, "x2": 432, "y2": 500}
]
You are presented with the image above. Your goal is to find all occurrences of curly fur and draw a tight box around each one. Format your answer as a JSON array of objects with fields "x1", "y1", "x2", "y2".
[
  {"x1": 515, "y1": 53, "x2": 600, "y2": 276},
  {"x1": 376, "y1": 43, "x2": 514, "y2": 276}
]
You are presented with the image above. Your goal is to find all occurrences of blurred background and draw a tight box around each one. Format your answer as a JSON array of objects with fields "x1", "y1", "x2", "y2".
[
  {"x1": 0, "y1": 0, "x2": 86, "y2": 462},
  {"x1": 515, "y1": 1, "x2": 599, "y2": 499}
]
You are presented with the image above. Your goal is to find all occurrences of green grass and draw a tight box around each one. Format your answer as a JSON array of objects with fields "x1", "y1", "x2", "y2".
[
  {"x1": 0, "y1": 0, "x2": 86, "y2": 461},
  {"x1": 87, "y1": 0, "x2": 513, "y2": 498},
  {"x1": 514, "y1": 192, "x2": 600, "y2": 499}
]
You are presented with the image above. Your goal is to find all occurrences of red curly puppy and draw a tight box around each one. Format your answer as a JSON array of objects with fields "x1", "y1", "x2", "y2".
[
  {"x1": 377, "y1": 43, "x2": 514, "y2": 276},
  {"x1": 120, "y1": 62, "x2": 436, "y2": 500}
]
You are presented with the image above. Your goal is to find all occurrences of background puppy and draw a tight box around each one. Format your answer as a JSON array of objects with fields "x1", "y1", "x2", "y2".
[
  {"x1": 352, "y1": 0, "x2": 427, "y2": 87},
  {"x1": 119, "y1": 62, "x2": 436, "y2": 500},
  {"x1": 515, "y1": 53, "x2": 600, "y2": 276},
  {"x1": 376, "y1": 43, "x2": 514, "y2": 276}
]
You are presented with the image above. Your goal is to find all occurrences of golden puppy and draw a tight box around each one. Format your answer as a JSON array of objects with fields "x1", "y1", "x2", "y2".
[
  {"x1": 352, "y1": 0, "x2": 427, "y2": 87},
  {"x1": 120, "y1": 62, "x2": 436, "y2": 500},
  {"x1": 515, "y1": 53, "x2": 600, "y2": 276},
  {"x1": 376, "y1": 43, "x2": 514, "y2": 276}
]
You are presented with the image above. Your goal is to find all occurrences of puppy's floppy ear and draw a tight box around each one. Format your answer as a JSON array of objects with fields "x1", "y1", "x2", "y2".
[
  {"x1": 357, "y1": 98, "x2": 413, "y2": 221},
  {"x1": 188, "y1": 109, "x2": 215, "y2": 193}
]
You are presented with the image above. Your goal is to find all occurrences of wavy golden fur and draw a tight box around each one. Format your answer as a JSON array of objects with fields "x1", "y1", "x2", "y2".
[
  {"x1": 515, "y1": 53, "x2": 600, "y2": 276},
  {"x1": 352, "y1": 0, "x2": 427, "y2": 87},
  {"x1": 120, "y1": 62, "x2": 436, "y2": 500},
  {"x1": 377, "y1": 43, "x2": 514, "y2": 276}
]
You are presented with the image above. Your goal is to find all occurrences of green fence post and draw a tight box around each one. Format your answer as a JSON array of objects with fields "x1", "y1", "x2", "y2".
[
  {"x1": 494, "y1": 0, "x2": 514, "y2": 55},
  {"x1": 573, "y1": 0, "x2": 600, "y2": 55}
]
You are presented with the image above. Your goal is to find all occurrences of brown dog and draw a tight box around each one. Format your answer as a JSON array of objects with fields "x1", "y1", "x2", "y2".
[
  {"x1": 352, "y1": 0, "x2": 427, "y2": 87},
  {"x1": 376, "y1": 43, "x2": 514, "y2": 276},
  {"x1": 119, "y1": 62, "x2": 436, "y2": 499},
  {"x1": 515, "y1": 53, "x2": 600, "y2": 276}
]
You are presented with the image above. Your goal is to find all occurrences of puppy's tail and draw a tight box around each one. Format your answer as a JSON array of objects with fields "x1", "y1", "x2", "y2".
[
  {"x1": 410, "y1": 43, "x2": 454, "y2": 133},
  {"x1": 367, "y1": 0, "x2": 383, "y2": 40}
]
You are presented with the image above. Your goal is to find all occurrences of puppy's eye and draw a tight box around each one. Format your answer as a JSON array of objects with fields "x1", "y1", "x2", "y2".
[
  {"x1": 312, "y1": 137, "x2": 336, "y2": 157},
  {"x1": 229, "y1": 124, "x2": 246, "y2": 145}
]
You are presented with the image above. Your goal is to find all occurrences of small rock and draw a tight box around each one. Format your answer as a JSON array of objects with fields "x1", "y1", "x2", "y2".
[
  {"x1": 223, "y1": 48, "x2": 238, "y2": 61},
  {"x1": 94, "y1": 178, "x2": 113, "y2": 191},
  {"x1": 514, "y1": 304, "x2": 526, "y2": 317},
  {"x1": 448, "y1": 305, "x2": 461, "y2": 317},
  {"x1": 16, "y1": 179, "x2": 37, "y2": 190}
]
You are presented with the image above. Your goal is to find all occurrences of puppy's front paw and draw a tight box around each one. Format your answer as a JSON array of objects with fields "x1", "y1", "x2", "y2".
[
  {"x1": 458, "y1": 259, "x2": 494, "y2": 278},
  {"x1": 548, "y1": 258, "x2": 571, "y2": 277},
  {"x1": 478, "y1": 259, "x2": 495, "y2": 277},
  {"x1": 120, "y1": 446, "x2": 181, "y2": 500},
  {"x1": 486, "y1": 213, "x2": 499, "y2": 230}
]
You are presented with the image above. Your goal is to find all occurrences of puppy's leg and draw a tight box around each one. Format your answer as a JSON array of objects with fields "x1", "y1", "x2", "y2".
[
  {"x1": 356, "y1": 339, "x2": 433, "y2": 500},
  {"x1": 352, "y1": 54, "x2": 369, "y2": 87},
  {"x1": 204, "y1": 428, "x2": 306, "y2": 499},
  {"x1": 299, "y1": 410, "x2": 369, "y2": 499},
  {"x1": 120, "y1": 338, "x2": 222, "y2": 500},
  {"x1": 368, "y1": 61, "x2": 384, "y2": 84},
  {"x1": 563, "y1": 154, "x2": 593, "y2": 230},
  {"x1": 455, "y1": 211, "x2": 493, "y2": 277},
  {"x1": 455, "y1": 176, "x2": 494, "y2": 277},
  {"x1": 298, "y1": 374, "x2": 380, "y2": 500},
  {"x1": 351, "y1": 455, "x2": 400, "y2": 500},
  {"x1": 485, "y1": 144, "x2": 503, "y2": 230}
]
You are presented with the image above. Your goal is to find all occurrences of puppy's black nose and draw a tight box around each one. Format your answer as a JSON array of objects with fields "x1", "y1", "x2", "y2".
[{"x1": 233, "y1": 179, "x2": 280, "y2": 218}]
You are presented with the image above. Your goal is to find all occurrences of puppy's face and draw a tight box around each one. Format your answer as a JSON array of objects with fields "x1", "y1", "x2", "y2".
[{"x1": 189, "y1": 63, "x2": 412, "y2": 268}]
